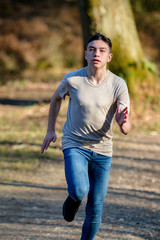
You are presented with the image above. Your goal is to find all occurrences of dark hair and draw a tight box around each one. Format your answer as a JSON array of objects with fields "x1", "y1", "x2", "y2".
[{"x1": 87, "y1": 32, "x2": 112, "y2": 51}]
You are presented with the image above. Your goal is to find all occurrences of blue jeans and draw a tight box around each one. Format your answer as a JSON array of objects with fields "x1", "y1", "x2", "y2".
[{"x1": 63, "y1": 147, "x2": 112, "y2": 240}]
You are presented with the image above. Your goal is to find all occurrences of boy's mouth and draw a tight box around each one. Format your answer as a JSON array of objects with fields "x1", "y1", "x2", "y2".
[{"x1": 92, "y1": 59, "x2": 101, "y2": 63}]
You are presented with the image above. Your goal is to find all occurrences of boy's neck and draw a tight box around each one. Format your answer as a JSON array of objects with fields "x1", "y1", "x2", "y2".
[{"x1": 86, "y1": 67, "x2": 108, "y2": 85}]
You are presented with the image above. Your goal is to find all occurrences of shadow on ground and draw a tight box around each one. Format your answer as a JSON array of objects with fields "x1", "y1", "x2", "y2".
[
  {"x1": 0, "y1": 134, "x2": 159, "y2": 239},
  {"x1": 0, "y1": 98, "x2": 50, "y2": 106},
  {"x1": 0, "y1": 185, "x2": 159, "y2": 240}
]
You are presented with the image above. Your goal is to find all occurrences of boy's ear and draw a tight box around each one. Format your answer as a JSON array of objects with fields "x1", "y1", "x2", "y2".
[
  {"x1": 107, "y1": 53, "x2": 113, "y2": 62},
  {"x1": 84, "y1": 51, "x2": 87, "y2": 60}
]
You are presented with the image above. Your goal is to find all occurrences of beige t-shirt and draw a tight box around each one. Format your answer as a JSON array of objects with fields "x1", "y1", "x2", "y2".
[{"x1": 58, "y1": 67, "x2": 130, "y2": 156}]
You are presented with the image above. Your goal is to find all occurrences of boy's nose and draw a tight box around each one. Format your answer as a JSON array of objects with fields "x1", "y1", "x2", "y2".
[{"x1": 94, "y1": 50, "x2": 100, "y2": 56}]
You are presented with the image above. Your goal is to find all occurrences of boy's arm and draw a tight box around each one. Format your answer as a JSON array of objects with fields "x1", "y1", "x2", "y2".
[
  {"x1": 41, "y1": 88, "x2": 62, "y2": 154},
  {"x1": 115, "y1": 105, "x2": 131, "y2": 135}
]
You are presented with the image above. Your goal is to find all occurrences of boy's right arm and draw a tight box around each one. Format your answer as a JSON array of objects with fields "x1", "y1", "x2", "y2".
[{"x1": 41, "y1": 88, "x2": 62, "y2": 154}]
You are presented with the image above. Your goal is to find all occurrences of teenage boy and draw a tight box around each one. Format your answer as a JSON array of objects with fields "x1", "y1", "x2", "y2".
[{"x1": 41, "y1": 32, "x2": 131, "y2": 240}]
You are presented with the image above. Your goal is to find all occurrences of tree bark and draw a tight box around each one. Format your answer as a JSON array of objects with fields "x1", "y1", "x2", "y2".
[{"x1": 77, "y1": 0, "x2": 144, "y2": 66}]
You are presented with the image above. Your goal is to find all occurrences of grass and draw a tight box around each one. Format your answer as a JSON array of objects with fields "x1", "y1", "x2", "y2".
[
  {"x1": 0, "y1": 79, "x2": 159, "y2": 182},
  {"x1": 0, "y1": 84, "x2": 67, "y2": 181}
]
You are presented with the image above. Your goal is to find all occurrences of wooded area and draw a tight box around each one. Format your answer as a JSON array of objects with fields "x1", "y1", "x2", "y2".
[
  {"x1": 78, "y1": 0, "x2": 159, "y2": 99},
  {"x1": 0, "y1": 0, "x2": 160, "y2": 112}
]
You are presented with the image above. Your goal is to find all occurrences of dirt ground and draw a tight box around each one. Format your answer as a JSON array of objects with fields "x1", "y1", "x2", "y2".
[
  {"x1": 0, "y1": 82, "x2": 160, "y2": 240},
  {"x1": 0, "y1": 134, "x2": 159, "y2": 240}
]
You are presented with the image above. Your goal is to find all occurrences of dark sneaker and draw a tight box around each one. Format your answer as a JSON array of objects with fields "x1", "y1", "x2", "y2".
[{"x1": 62, "y1": 195, "x2": 82, "y2": 222}]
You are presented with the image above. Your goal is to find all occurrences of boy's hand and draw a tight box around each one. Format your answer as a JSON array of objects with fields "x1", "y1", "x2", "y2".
[
  {"x1": 115, "y1": 105, "x2": 128, "y2": 127},
  {"x1": 41, "y1": 131, "x2": 57, "y2": 154},
  {"x1": 115, "y1": 105, "x2": 131, "y2": 135}
]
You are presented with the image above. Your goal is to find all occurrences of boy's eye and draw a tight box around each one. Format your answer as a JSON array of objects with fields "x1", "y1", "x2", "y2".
[{"x1": 89, "y1": 48, "x2": 106, "y2": 53}]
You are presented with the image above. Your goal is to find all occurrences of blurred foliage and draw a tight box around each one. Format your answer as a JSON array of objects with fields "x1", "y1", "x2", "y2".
[
  {"x1": 0, "y1": 0, "x2": 82, "y2": 84},
  {"x1": 109, "y1": 58, "x2": 160, "y2": 108},
  {"x1": 130, "y1": 0, "x2": 160, "y2": 13},
  {"x1": 0, "y1": 0, "x2": 160, "y2": 112}
]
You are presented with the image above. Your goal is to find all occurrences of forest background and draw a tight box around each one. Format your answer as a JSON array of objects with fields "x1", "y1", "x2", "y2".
[{"x1": 0, "y1": 0, "x2": 160, "y2": 132}]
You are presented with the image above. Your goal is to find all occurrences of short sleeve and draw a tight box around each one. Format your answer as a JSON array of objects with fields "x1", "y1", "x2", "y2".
[{"x1": 57, "y1": 76, "x2": 69, "y2": 99}]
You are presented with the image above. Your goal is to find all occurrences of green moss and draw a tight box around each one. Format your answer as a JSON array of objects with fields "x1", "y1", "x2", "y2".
[
  {"x1": 65, "y1": 58, "x2": 75, "y2": 68},
  {"x1": 36, "y1": 59, "x2": 52, "y2": 70},
  {"x1": 109, "y1": 53, "x2": 160, "y2": 111},
  {"x1": 142, "y1": 60, "x2": 157, "y2": 74}
]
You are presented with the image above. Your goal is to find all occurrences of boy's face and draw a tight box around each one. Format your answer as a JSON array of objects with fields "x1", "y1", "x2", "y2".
[{"x1": 85, "y1": 40, "x2": 113, "y2": 69}]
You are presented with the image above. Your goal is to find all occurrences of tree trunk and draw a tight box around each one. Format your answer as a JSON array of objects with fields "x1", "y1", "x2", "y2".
[{"x1": 77, "y1": 0, "x2": 144, "y2": 74}]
